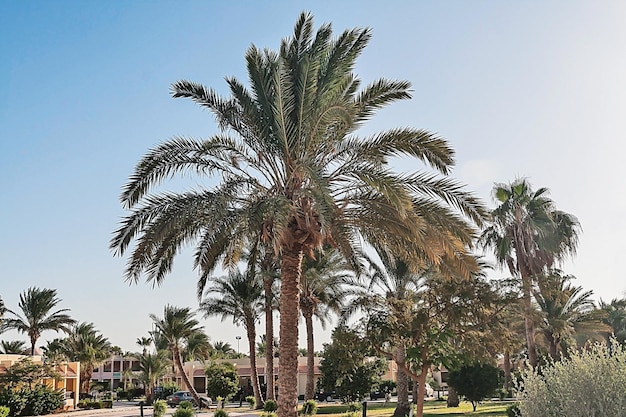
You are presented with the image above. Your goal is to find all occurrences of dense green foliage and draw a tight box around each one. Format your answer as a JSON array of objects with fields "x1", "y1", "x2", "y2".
[
  {"x1": 447, "y1": 363, "x2": 501, "y2": 411},
  {"x1": 0, "y1": 384, "x2": 63, "y2": 417},
  {"x1": 152, "y1": 399, "x2": 167, "y2": 417},
  {"x1": 318, "y1": 326, "x2": 386, "y2": 402},
  {"x1": 301, "y1": 399, "x2": 318, "y2": 415},
  {"x1": 0, "y1": 406, "x2": 8, "y2": 417},
  {"x1": 517, "y1": 339, "x2": 626, "y2": 416},
  {"x1": 263, "y1": 400, "x2": 278, "y2": 412},
  {"x1": 205, "y1": 361, "x2": 239, "y2": 401}
]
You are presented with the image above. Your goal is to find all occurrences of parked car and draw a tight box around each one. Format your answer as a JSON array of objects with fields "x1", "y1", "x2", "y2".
[{"x1": 166, "y1": 391, "x2": 211, "y2": 407}]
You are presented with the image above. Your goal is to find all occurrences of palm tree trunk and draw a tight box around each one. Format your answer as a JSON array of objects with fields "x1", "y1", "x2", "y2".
[
  {"x1": 304, "y1": 310, "x2": 315, "y2": 400},
  {"x1": 393, "y1": 346, "x2": 410, "y2": 417},
  {"x1": 521, "y1": 273, "x2": 538, "y2": 367},
  {"x1": 277, "y1": 244, "x2": 303, "y2": 417},
  {"x1": 263, "y1": 254, "x2": 276, "y2": 401},
  {"x1": 173, "y1": 346, "x2": 201, "y2": 407},
  {"x1": 246, "y1": 316, "x2": 264, "y2": 409},
  {"x1": 30, "y1": 335, "x2": 37, "y2": 356}
]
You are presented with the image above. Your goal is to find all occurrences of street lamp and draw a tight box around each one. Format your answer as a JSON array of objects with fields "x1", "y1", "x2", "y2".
[{"x1": 236, "y1": 336, "x2": 242, "y2": 355}]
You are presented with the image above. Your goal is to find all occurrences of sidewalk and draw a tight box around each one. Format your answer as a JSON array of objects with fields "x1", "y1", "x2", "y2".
[{"x1": 51, "y1": 404, "x2": 260, "y2": 417}]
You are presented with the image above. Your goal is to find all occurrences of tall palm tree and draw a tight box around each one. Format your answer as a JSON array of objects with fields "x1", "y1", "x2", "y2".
[
  {"x1": 200, "y1": 271, "x2": 265, "y2": 407},
  {"x1": 111, "y1": 13, "x2": 485, "y2": 417},
  {"x1": 137, "y1": 350, "x2": 170, "y2": 404},
  {"x1": 300, "y1": 248, "x2": 355, "y2": 400},
  {"x1": 534, "y1": 271, "x2": 609, "y2": 360},
  {"x1": 1, "y1": 287, "x2": 76, "y2": 355},
  {"x1": 59, "y1": 322, "x2": 112, "y2": 393},
  {"x1": 0, "y1": 340, "x2": 29, "y2": 355},
  {"x1": 480, "y1": 179, "x2": 580, "y2": 367},
  {"x1": 136, "y1": 336, "x2": 153, "y2": 355},
  {"x1": 150, "y1": 305, "x2": 203, "y2": 407}
]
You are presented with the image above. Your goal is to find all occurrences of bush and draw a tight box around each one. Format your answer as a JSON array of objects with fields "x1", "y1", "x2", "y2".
[
  {"x1": 0, "y1": 384, "x2": 64, "y2": 416},
  {"x1": 346, "y1": 402, "x2": 362, "y2": 412},
  {"x1": 263, "y1": 399, "x2": 278, "y2": 412},
  {"x1": 178, "y1": 400, "x2": 194, "y2": 410},
  {"x1": 245, "y1": 395, "x2": 255, "y2": 409},
  {"x1": 214, "y1": 408, "x2": 229, "y2": 417},
  {"x1": 505, "y1": 403, "x2": 521, "y2": 417},
  {"x1": 342, "y1": 412, "x2": 359, "y2": 417},
  {"x1": 260, "y1": 413, "x2": 276, "y2": 417},
  {"x1": 172, "y1": 406, "x2": 195, "y2": 417},
  {"x1": 153, "y1": 400, "x2": 167, "y2": 417},
  {"x1": 517, "y1": 339, "x2": 626, "y2": 417},
  {"x1": 301, "y1": 399, "x2": 317, "y2": 415},
  {"x1": 102, "y1": 400, "x2": 113, "y2": 409},
  {"x1": 0, "y1": 407, "x2": 8, "y2": 417}
]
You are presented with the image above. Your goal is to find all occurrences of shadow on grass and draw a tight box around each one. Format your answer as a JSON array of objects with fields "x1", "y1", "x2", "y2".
[{"x1": 315, "y1": 401, "x2": 509, "y2": 417}]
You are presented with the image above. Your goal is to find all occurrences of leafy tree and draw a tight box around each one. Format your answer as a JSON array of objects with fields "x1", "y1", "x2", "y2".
[
  {"x1": 0, "y1": 358, "x2": 59, "y2": 389},
  {"x1": 204, "y1": 361, "x2": 239, "y2": 402},
  {"x1": 353, "y1": 265, "x2": 508, "y2": 417},
  {"x1": 318, "y1": 326, "x2": 386, "y2": 402},
  {"x1": 111, "y1": 12, "x2": 485, "y2": 417},
  {"x1": 480, "y1": 179, "x2": 581, "y2": 367},
  {"x1": 0, "y1": 341, "x2": 28, "y2": 355},
  {"x1": 150, "y1": 305, "x2": 204, "y2": 407},
  {"x1": 1, "y1": 288, "x2": 75, "y2": 355},
  {"x1": 447, "y1": 363, "x2": 501, "y2": 411},
  {"x1": 137, "y1": 350, "x2": 170, "y2": 404},
  {"x1": 533, "y1": 270, "x2": 609, "y2": 360},
  {"x1": 200, "y1": 271, "x2": 265, "y2": 407}
]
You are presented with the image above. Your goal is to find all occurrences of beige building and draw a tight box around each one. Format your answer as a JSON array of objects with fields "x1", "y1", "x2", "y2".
[{"x1": 0, "y1": 354, "x2": 80, "y2": 410}]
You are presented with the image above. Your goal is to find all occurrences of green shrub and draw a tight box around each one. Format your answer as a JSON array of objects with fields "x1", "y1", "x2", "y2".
[
  {"x1": 301, "y1": 399, "x2": 318, "y2": 415},
  {"x1": 346, "y1": 402, "x2": 362, "y2": 412},
  {"x1": 213, "y1": 408, "x2": 229, "y2": 417},
  {"x1": 263, "y1": 399, "x2": 278, "y2": 412},
  {"x1": 517, "y1": 339, "x2": 626, "y2": 417},
  {"x1": 342, "y1": 412, "x2": 359, "y2": 417},
  {"x1": 153, "y1": 400, "x2": 167, "y2": 417},
  {"x1": 172, "y1": 406, "x2": 195, "y2": 417},
  {"x1": 178, "y1": 400, "x2": 194, "y2": 410},
  {"x1": 0, "y1": 406, "x2": 9, "y2": 417},
  {"x1": 260, "y1": 413, "x2": 276, "y2": 417},
  {"x1": 245, "y1": 395, "x2": 255, "y2": 408},
  {"x1": 92, "y1": 401, "x2": 103, "y2": 409},
  {"x1": 505, "y1": 403, "x2": 521, "y2": 417},
  {"x1": 102, "y1": 400, "x2": 113, "y2": 409},
  {"x1": 2, "y1": 384, "x2": 64, "y2": 416}
]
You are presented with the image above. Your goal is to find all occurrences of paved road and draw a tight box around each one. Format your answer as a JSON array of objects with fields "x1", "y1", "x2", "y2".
[{"x1": 51, "y1": 403, "x2": 259, "y2": 417}]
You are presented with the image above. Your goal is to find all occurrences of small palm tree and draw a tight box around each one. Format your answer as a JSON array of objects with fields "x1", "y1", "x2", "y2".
[
  {"x1": 58, "y1": 322, "x2": 112, "y2": 393},
  {"x1": 137, "y1": 350, "x2": 170, "y2": 404},
  {"x1": 200, "y1": 271, "x2": 265, "y2": 408},
  {"x1": 150, "y1": 305, "x2": 203, "y2": 407},
  {"x1": 136, "y1": 336, "x2": 153, "y2": 355},
  {"x1": 2, "y1": 287, "x2": 76, "y2": 355},
  {"x1": 212, "y1": 341, "x2": 236, "y2": 358},
  {"x1": 599, "y1": 298, "x2": 626, "y2": 343},
  {"x1": 184, "y1": 332, "x2": 213, "y2": 362},
  {"x1": 0, "y1": 340, "x2": 29, "y2": 355},
  {"x1": 534, "y1": 271, "x2": 609, "y2": 360}
]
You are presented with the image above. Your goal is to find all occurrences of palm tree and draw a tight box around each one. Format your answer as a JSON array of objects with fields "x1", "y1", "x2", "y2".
[
  {"x1": 137, "y1": 350, "x2": 170, "y2": 404},
  {"x1": 480, "y1": 179, "x2": 580, "y2": 367},
  {"x1": 59, "y1": 322, "x2": 112, "y2": 393},
  {"x1": 1, "y1": 287, "x2": 76, "y2": 355},
  {"x1": 0, "y1": 340, "x2": 28, "y2": 355},
  {"x1": 184, "y1": 331, "x2": 213, "y2": 362},
  {"x1": 212, "y1": 341, "x2": 236, "y2": 358},
  {"x1": 300, "y1": 248, "x2": 355, "y2": 400},
  {"x1": 599, "y1": 298, "x2": 626, "y2": 343},
  {"x1": 111, "y1": 13, "x2": 485, "y2": 416},
  {"x1": 136, "y1": 336, "x2": 153, "y2": 355},
  {"x1": 200, "y1": 271, "x2": 265, "y2": 407},
  {"x1": 534, "y1": 271, "x2": 609, "y2": 360},
  {"x1": 150, "y1": 305, "x2": 203, "y2": 407}
]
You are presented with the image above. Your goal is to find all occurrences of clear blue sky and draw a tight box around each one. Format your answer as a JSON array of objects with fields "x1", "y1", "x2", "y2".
[{"x1": 1, "y1": 1, "x2": 625, "y2": 354}]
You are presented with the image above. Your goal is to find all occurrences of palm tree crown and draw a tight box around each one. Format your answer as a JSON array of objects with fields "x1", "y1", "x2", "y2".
[{"x1": 2, "y1": 287, "x2": 76, "y2": 355}]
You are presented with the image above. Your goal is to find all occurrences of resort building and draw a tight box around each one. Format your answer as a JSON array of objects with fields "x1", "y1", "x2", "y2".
[{"x1": 0, "y1": 354, "x2": 80, "y2": 410}]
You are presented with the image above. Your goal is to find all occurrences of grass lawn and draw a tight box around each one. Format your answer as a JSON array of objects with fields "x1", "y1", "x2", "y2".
[{"x1": 312, "y1": 400, "x2": 510, "y2": 417}]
